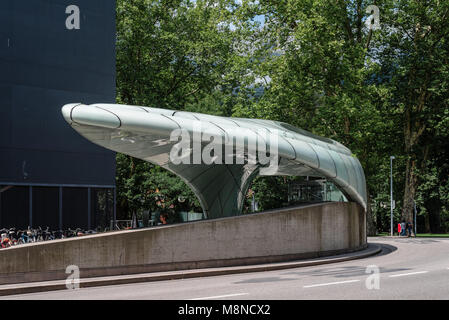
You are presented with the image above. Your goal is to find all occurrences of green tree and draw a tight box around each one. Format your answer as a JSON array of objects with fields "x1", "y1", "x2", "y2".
[
  {"x1": 232, "y1": 0, "x2": 449, "y2": 233},
  {"x1": 231, "y1": 0, "x2": 398, "y2": 234},
  {"x1": 114, "y1": 0, "x2": 449, "y2": 233},
  {"x1": 115, "y1": 0, "x2": 253, "y2": 218},
  {"x1": 376, "y1": 0, "x2": 449, "y2": 224}
]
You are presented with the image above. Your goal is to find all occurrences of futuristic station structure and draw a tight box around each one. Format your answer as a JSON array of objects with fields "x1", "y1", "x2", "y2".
[
  {"x1": 61, "y1": 103, "x2": 367, "y2": 219},
  {"x1": 0, "y1": 104, "x2": 370, "y2": 285}
]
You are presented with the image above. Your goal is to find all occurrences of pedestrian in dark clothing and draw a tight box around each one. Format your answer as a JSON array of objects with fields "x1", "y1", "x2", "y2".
[{"x1": 407, "y1": 221, "x2": 413, "y2": 237}]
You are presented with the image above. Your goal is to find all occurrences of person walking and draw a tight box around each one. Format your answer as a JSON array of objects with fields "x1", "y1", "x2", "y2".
[
  {"x1": 407, "y1": 221, "x2": 413, "y2": 237},
  {"x1": 400, "y1": 221, "x2": 406, "y2": 236}
]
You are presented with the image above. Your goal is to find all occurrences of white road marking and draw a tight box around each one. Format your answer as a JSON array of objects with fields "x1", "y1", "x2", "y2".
[
  {"x1": 189, "y1": 293, "x2": 249, "y2": 300},
  {"x1": 388, "y1": 271, "x2": 428, "y2": 278},
  {"x1": 303, "y1": 279, "x2": 360, "y2": 288}
]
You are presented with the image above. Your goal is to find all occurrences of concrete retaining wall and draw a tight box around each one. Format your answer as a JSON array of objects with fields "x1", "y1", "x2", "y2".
[{"x1": 0, "y1": 202, "x2": 366, "y2": 284}]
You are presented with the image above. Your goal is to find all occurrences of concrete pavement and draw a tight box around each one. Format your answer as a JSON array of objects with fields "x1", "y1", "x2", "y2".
[
  {"x1": 0, "y1": 202, "x2": 366, "y2": 285},
  {"x1": 0, "y1": 242, "x2": 380, "y2": 296},
  {"x1": 6, "y1": 237, "x2": 449, "y2": 299}
]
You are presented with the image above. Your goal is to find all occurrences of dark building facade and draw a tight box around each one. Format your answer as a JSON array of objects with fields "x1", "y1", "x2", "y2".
[{"x1": 0, "y1": 1, "x2": 116, "y2": 230}]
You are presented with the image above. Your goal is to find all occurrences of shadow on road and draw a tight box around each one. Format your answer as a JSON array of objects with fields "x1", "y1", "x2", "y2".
[
  {"x1": 233, "y1": 243, "x2": 402, "y2": 284},
  {"x1": 233, "y1": 276, "x2": 298, "y2": 284},
  {"x1": 374, "y1": 243, "x2": 398, "y2": 256},
  {"x1": 280, "y1": 265, "x2": 409, "y2": 279}
]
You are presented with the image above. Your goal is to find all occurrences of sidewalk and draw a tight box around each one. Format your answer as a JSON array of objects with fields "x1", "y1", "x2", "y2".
[{"x1": 0, "y1": 243, "x2": 381, "y2": 296}]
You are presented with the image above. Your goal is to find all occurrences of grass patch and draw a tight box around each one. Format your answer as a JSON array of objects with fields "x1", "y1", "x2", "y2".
[
  {"x1": 374, "y1": 232, "x2": 449, "y2": 238},
  {"x1": 415, "y1": 233, "x2": 449, "y2": 238},
  {"x1": 376, "y1": 232, "x2": 390, "y2": 236}
]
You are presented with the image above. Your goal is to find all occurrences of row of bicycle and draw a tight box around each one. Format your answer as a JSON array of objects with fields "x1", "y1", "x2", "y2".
[{"x1": 0, "y1": 227, "x2": 98, "y2": 248}]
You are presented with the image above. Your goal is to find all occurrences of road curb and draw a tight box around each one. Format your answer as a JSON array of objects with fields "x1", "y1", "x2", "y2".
[{"x1": 0, "y1": 243, "x2": 382, "y2": 297}]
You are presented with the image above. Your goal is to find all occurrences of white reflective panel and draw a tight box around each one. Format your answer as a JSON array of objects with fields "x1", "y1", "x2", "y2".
[
  {"x1": 294, "y1": 134, "x2": 318, "y2": 149},
  {"x1": 169, "y1": 117, "x2": 225, "y2": 140},
  {"x1": 142, "y1": 106, "x2": 176, "y2": 116},
  {"x1": 312, "y1": 138, "x2": 333, "y2": 152},
  {"x1": 112, "y1": 133, "x2": 173, "y2": 165},
  {"x1": 192, "y1": 113, "x2": 240, "y2": 128},
  {"x1": 200, "y1": 169, "x2": 237, "y2": 208},
  {"x1": 232, "y1": 118, "x2": 274, "y2": 132},
  {"x1": 274, "y1": 136, "x2": 295, "y2": 160},
  {"x1": 341, "y1": 154, "x2": 358, "y2": 191},
  {"x1": 117, "y1": 112, "x2": 179, "y2": 135},
  {"x1": 276, "y1": 158, "x2": 316, "y2": 176},
  {"x1": 69, "y1": 105, "x2": 121, "y2": 129},
  {"x1": 354, "y1": 157, "x2": 367, "y2": 201},
  {"x1": 348, "y1": 156, "x2": 364, "y2": 198},
  {"x1": 73, "y1": 126, "x2": 116, "y2": 150},
  {"x1": 285, "y1": 138, "x2": 319, "y2": 168},
  {"x1": 92, "y1": 104, "x2": 148, "y2": 114},
  {"x1": 173, "y1": 111, "x2": 199, "y2": 120},
  {"x1": 330, "y1": 150, "x2": 350, "y2": 188},
  {"x1": 310, "y1": 144, "x2": 337, "y2": 178},
  {"x1": 327, "y1": 142, "x2": 351, "y2": 156}
]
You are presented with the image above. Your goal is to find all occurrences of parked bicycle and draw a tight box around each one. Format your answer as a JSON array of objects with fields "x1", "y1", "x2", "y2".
[{"x1": 0, "y1": 226, "x2": 99, "y2": 249}]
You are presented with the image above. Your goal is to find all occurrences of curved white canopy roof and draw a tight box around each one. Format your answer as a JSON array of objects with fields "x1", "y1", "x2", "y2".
[{"x1": 62, "y1": 103, "x2": 367, "y2": 218}]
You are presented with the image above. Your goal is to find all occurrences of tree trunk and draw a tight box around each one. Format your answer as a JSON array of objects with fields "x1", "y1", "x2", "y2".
[
  {"x1": 401, "y1": 157, "x2": 416, "y2": 223},
  {"x1": 402, "y1": 101, "x2": 425, "y2": 224},
  {"x1": 366, "y1": 192, "x2": 377, "y2": 236}
]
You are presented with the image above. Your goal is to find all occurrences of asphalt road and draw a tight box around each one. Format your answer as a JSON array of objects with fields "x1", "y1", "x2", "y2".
[{"x1": 4, "y1": 237, "x2": 449, "y2": 300}]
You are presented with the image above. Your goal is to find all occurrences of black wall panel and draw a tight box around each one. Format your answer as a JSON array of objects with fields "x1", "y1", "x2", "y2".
[
  {"x1": 0, "y1": 186, "x2": 29, "y2": 229},
  {"x1": 32, "y1": 187, "x2": 59, "y2": 230},
  {"x1": 62, "y1": 187, "x2": 87, "y2": 229},
  {"x1": 0, "y1": 0, "x2": 116, "y2": 186}
]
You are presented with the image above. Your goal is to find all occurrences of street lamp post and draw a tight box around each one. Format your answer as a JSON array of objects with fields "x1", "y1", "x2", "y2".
[{"x1": 390, "y1": 156, "x2": 395, "y2": 236}]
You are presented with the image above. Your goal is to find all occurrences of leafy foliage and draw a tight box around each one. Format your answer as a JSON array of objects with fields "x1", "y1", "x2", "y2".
[
  {"x1": 115, "y1": 0, "x2": 253, "y2": 219},
  {"x1": 115, "y1": 0, "x2": 449, "y2": 233}
]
